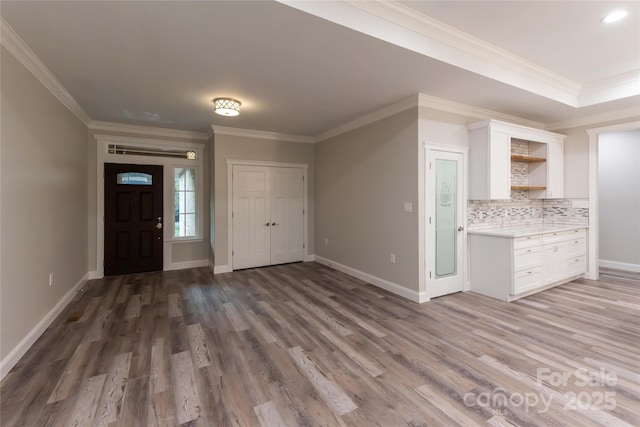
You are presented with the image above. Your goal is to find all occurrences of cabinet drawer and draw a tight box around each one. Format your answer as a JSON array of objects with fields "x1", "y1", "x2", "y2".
[
  {"x1": 514, "y1": 235, "x2": 542, "y2": 249},
  {"x1": 514, "y1": 246, "x2": 542, "y2": 271},
  {"x1": 567, "y1": 256, "x2": 586, "y2": 276},
  {"x1": 513, "y1": 267, "x2": 543, "y2": 294},
  {"x1": 543, "y1": 228, "x2": 585, "y2": 244},
  {"x1": 566, "y1": 238, "x2": 586, "y2": 258}
]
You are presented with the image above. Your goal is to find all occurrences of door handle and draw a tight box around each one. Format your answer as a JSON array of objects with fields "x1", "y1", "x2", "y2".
[
  {"x1": 156, "y1": 217, "x2": 163, "y2": 229},
  {"x1": 265, "y1": 222, "x2": 270, "y2": 227},
  {"x1": 457, "y1": 226, "x2": 464, "y2": 232},
  {"x1": 272, "y1": 222, "x2": 279, "y2": 226}
]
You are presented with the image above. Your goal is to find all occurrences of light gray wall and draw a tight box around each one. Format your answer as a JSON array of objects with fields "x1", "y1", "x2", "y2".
[
  {"x1": 315, "y1": 107, "x2": 420, "y2": 291},
  {"x1": 214, "y1": 133, "x2": 315, "y2": 268},
  {"x1": 1, "y1": 47, "x2": 89, "y2": 360},
  {"x1": 598, "y1": 130, "x2": 640, "y2": 266}
]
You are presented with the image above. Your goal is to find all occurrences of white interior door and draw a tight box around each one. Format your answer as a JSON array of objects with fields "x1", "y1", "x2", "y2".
[
  {"x1": 271, "y1": 167, "x2": 305, "y2": 265},
  {"x1": 232, "y1": 166, "x2": 270, "y2": 269},
  {"x1": 232, "y1": 165, "x2": 305, "y2": 269},
  {"x1": 427, "y1": 149, "x2": 466, "y2": 298}
]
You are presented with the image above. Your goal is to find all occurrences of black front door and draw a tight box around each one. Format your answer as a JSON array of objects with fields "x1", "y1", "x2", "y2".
[{"x1": 104, "y1": 163, "x2": 163, "y2": 276}]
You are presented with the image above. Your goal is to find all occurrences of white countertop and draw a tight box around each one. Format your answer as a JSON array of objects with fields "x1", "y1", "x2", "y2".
[{"x1": 467, "y1": 224, "x2": 587, "y2": 238}]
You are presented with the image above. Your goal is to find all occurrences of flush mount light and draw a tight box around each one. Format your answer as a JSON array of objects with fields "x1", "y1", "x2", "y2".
[
  {"x1": 602, "y1": 10, "x2": 628, "y2": 23},
  {"x1": 213, "y1": 97, "x2": 241, "y2": 116}
]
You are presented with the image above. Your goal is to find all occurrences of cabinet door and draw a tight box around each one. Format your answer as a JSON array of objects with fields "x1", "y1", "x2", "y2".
[
  {"x1": 542, "y1": 242, "x2": 568, "y2": 284},
  {"x1": 489, "y1": 128, "x2": 511, "y2": 199},
  {"x1": 546, "y1": 141, "x2": 564, "y2": 198}
]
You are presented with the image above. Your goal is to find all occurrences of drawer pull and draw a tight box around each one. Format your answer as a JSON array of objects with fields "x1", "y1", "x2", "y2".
[{"x1": 527, "y1": 271, "x2": 533, "y2": 274}]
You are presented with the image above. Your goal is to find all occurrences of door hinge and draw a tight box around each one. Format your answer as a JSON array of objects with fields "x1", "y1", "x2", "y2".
[
  {"x1": 303, "y1": 209, "x2": 305, "y2": 215},
  {"x1": 232, "y1": 250, "x2": 234, "y2": 256},
  {"x1": 303, "y1": 243, "x2": 305, "y2": 249},
  {"x1": 429, "y1": 162, "x2": 432, "y2": 170},
  {"x1": 429, "y1": 271, "x2": 432, "y2": 278},
  {"x1": 429, "y1": 217, "x2": 431, "y2": 224},
  {"x1": 232, "y1": 212, "x2": 234, "y2": 218}
]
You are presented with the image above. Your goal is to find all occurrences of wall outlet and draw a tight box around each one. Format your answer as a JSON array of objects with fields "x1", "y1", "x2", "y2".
[
  {"x1": 324, "y1": 238, "x2": 329, "y2": 246},
  {"x1": 49, "y1": 273, "x2": 54, "y2": 286},
  {"x1": 390, "y1": 253, "x2": 396, "y2": 264}
]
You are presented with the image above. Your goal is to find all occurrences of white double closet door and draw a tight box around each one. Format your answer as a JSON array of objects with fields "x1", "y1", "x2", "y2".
[{"x1": 232, "y1": 165, "x2": 305, "y2": 270}]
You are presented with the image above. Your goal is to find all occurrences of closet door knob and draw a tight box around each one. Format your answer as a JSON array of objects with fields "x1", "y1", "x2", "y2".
[
  {"x1": 265, "y1": 222, "x2": 270, "y2": 227},
  {"x1": 272, "y1": 222, "x2": 279, "y2": 226}
]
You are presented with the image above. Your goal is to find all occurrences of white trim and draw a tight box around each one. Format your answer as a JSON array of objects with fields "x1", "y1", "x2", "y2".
[
  {"x1": 304, "y1": 254, "x2": 316, "y2": 262},
  {"x1": 164, "y1": 260, "x2": 210, "y2": 271},
  {"x1": 225, "y1": 160, "x2": 309, "y2": 273},
  {"x1": 423, "y1": 144, "x2": 469, "y2": 299},
  {"x1": 314, "y1": 256, "x2": 425, "y2": 303},
  {"x1": 315, "y1": 95, "x2": 419, "y2": 142},
  {"x1": 578, "y1": 70, "x2": 640, "y2": 107},
  {"x1": 599, "y1": 260, "x2": 640, "y2": 273},
  {"x1": 546, "y1": 107, "x2": 640, "y2": 131},
  {"x1": 212, "y1": 125, "x2": 314, "y2": 143},
  {"x1": 93, "y1": 134, "x2": 206, "y2": 150},
  {"x1": 586, "y1": 121, "x2": 640, "y2": 280},
  {"x1": 90, "y1": 121, "x2": 208, "y2": 141},
  {"x1": 0, "y1": 273, "x2": 88, "y2": 380},
  {"x1": 418, "y1": 94, "x2": 545, "y2": 129},
  {"x1": 0, "y1": 17, "x2": 91, "y2": 125},
  {"x1": 87, "y1": 271, "x2": 102, "y2": 280},
  {"x1": 279, "y1": 1, "x2": 581, "y2": 107},
  {"x1": 213, "y1": 265, "x2": 232, "y2": 274}
]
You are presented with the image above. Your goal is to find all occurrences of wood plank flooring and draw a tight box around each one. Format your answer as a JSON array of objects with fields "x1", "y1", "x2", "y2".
[{"x1": 1, "y1": 262, "x2": 638, "y2": 426}]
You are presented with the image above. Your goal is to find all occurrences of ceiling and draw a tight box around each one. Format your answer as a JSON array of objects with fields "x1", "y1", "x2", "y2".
[{"x1": 1, "y1": 1, "x2": 638, "y2": 137}]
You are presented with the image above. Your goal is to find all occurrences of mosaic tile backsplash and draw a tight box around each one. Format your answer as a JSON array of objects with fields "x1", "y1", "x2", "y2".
[{"x1": 468, "y1": 198, "x2": 589, "y2": 229}]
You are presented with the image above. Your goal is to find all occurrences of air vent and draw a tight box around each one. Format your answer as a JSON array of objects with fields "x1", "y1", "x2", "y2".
[{"x1": 108, "y1": 144, "x2": 197, "y2": 160}]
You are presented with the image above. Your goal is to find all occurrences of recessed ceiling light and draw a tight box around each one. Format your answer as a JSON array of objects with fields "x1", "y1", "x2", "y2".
[{"x1": 602, "y1": 10, "x2": 628, "y2": 23}]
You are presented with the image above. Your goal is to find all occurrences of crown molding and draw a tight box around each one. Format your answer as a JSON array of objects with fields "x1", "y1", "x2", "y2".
[
  {"x1": 578, "y1": 70, "x2": 640, "y2": 107},
  {"x1": 280, "y1": 1, "x2": 580, "y2": 107},
  {"x1": 417, "y1": 94, "x2": 545, "y2": 129},
  {"x1": 212, "y1": 125, "x2": 315, "y2": 143},
  {"x1": 545, "y1": 106, "x2": 640, "y2": 131},
  {"x1": 89, "y1": 120, "x2": 208, "y2": 141},
  {"x1": 315, "y1": 95, "x2": 419, "y2": 142},
  {"x1": 1, "y1": 17, "x2": 91, "y2": 125}
]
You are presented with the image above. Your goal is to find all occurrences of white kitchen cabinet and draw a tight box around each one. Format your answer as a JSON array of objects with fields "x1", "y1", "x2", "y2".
[
  {"x1": 468, "y1": 120, "x2": 565, "y2": 200},
  {"x1": 468, "y1": 124, "x2": 511, "y2": 199},
  {"x1": 469, "y1": 226, "x2": 586, "y2": 301}
]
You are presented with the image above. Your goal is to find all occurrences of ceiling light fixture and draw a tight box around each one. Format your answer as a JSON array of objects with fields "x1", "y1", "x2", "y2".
[
  {"x1": 602, "y1": 10, "x2": 628, "y2": 23},
  {"x1": 213, "y1": 97, "x2": 241, "y2": 116}
]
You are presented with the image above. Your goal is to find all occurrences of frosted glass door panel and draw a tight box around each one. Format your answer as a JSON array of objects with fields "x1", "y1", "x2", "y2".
[{"x1": 435, "y1": 159, "x2": 457, "y2": 278}]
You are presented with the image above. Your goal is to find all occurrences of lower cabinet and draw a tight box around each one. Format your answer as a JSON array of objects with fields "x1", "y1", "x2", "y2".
[{"x1": 469, "y1": 228, "x2": 586, "y2": 302}]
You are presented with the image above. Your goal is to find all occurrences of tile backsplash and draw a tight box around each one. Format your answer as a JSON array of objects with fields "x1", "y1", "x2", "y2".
[{"x1": 468, "y1": 198, "x2": 589, "y2": 229}]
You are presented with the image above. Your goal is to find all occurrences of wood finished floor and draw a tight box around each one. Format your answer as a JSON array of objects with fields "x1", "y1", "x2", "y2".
[{"x1": 1, "y1": 262, "x2": 639, "y2": 426}]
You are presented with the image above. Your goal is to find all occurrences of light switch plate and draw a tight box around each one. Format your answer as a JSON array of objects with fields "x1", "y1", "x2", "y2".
[{"x1": 403, "y1": 202, "x2": 413, "y2": 213}]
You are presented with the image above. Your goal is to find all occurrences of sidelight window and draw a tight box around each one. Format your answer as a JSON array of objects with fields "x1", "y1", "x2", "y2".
[{"x1": 174, "y1": 167, "x2": 197, "y2": 238}]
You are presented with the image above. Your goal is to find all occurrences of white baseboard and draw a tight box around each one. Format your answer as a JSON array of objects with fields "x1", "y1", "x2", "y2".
[
  {"x1": 304, "y1": 254, "x2": 316, "y2": 262},
  {"x1": 599, "y1": 259, "x2": 640, "y2": 273},
  {"x1": 164, "y1": 259, "x2": 209, "y2": 271},
  {"x1": 213, "y1": 264, "x2": 232, "y2": 274},
  {"x1": 87, "y1": 270, "x2": 102, "y2": 280},
  {"x1": 314, "y1": 256, "x2": 421, "y2": 303},
  {"x1": 0, "y1": 272, "x2": 88, "y2": 380}
]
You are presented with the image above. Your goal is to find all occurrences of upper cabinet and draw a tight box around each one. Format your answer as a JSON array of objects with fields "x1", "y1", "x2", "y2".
[{"x1": 468, "y1": 120, "x2": 565, "y2": 200}]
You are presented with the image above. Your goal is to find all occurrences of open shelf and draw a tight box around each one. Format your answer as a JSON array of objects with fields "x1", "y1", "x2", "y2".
[
  {"x1": 511, "y1": 185, "x2": 546, "y2": 191},
  {"x1": 511, "y1": 154, "x2": 546, "y2": 163}
]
